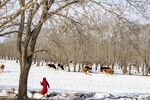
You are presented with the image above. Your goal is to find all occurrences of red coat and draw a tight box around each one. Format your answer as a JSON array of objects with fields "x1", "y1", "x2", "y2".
[{"x1": 41, "y1": 77, "x2": 50, "y2": 95}]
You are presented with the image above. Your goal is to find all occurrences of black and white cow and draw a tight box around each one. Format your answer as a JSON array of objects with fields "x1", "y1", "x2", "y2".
[{"x1": 48, "y1": 64, "x2": 56, "y2": 69}]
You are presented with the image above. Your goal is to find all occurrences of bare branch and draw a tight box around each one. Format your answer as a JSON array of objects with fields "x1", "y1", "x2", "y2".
[
  {"x1": 125, "y1": 0, "x2": 146, "y2": 18},
  {"x1": 0, "y1": 0, "x2": 37, "y2": 28},
  {"x1": 0, "y1": 31, "x2": 18, "y2": 36},
  {"x1": 0, "y1": 0, "x2": 10, "y2": 9},
  {"x1": 31, "y1": 0, "x2": 78, "y2": 36},
  {"x1": 28, "y1": 49, "x2": 57, "y2": 60},
  {"x1": 52, "y1": 13, "x2": 82, "y2": 25},
  {"x1": 90, "y1": 0, "x2": 134, "y2": 25},
  {"x1": 0, "y1": 23, "x2": 19, "y2": 32}
]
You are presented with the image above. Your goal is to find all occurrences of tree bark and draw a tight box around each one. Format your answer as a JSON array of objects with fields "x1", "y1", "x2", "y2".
[
  {"x1": 78, "y1": 63, "x2": 81, "y2": 72},
  {"x1": 122, "y1": 63, "x2": 127, "y2": 74},
  {"x1": 129, "y1": 65, "x2": 132, "y2": 75},
  {"x1": 18, "y1": 56, "x2": 32, "y2": 100},
  {"x1": 142, "y1": 63, "x2": 145, "y2": 76}
]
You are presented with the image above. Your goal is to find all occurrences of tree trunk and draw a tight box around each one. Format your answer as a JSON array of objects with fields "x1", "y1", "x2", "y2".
[
  {"x1": 112, "y1": 63, "x2": 114, "y2": 70},
  {"x1": 100, "y1": 64, "x2": 104, "y2": 72},
  {"x1": 82, "y1": 62, "x2": 84, "y2": 69},
  {"x1": 67, "y1": 62, "x2": 70, "y2": 72},
  {"x1": 45, "y1": 59, "x2": 48, "y2": 66},
  {"x1": 129, "y1": 65, "x2": 132, "y2": 75},
  {"x1": 122, "y1": 65, "x2": 127, "y2": 74},
  {"x1": 37, "y1": 59, "x2": 40, "y2": 66},
  {"x1": 142, "y1": 63, "x2": 145, "y2": 76},
  {"x1": 145, "y1": 63, "x2": 149, "y2": 76},
  {"x1": 73, "y1": 62, "x2": 76, "y2": 72},
  {"x1": 18, "y1": 59, "x2": 32, "y2": 100},
  {"x1": 95, "y1": 62, "x2": 98, "y2": 71},
  {"x1": 78, "y1": 63, "x2": 81, "y2": 72}
]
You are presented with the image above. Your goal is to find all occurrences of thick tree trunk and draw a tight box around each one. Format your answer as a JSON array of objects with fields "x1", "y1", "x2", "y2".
[
  {"x1": 18, "y1": 57, "x2": 32, "y2": 100},
  {"x1": 18, "y1": 70, "x2": 29, "y2": 99}
]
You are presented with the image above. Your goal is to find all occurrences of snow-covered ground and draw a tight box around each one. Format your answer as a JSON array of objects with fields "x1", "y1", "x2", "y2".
[{"x1": 0, "y1": 60, "x2": 150, "y2": 100}]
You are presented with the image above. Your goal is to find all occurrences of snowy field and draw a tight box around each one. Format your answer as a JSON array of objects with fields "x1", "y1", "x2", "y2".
[{"x1": 0, "y1": 60, "x2": 150, "y2": 100}]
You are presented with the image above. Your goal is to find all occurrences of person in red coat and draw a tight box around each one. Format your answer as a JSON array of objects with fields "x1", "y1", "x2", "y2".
[{"x1": 41, "y1": 77, "x2": 50, "y2": 95}]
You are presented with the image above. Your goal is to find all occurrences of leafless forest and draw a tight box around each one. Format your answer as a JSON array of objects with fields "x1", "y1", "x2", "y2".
[{"x1": 0, "y1": 0, "x2": 150, "y2": 99}]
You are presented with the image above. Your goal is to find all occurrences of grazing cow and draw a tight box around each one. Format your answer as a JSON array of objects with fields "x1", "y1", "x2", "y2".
[
  {"x1": 82, "y1": 65, "x2": 92, "y2": 74},
  {"x1": 47, "y1": 92, "x2": 58, "y2": 97},
  {"x1": 58, "y1": 64, "x2": 64, "y2": 70},
  {"x1": 100, "y1": 67, "x2": 111, "y2": 72},
  {"x1": 0, "y1": 64, "x2": 5, "y2": 72},
  {"x1": 103, "y1": 69, "x2": 114, "y2": 74},
  {"x1": 48, "y1": 64, "x2": 56, "y2": 69},
  {"x1": 85, "y1": 65, "x2": 92, "y2": 70},
  {"x1": 83, "y1": 68, "x2": 88, "y2": 74}
]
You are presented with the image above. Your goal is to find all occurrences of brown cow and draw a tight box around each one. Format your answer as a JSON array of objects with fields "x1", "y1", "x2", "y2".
[
  {"x1": 0, "y1": 64, "x2": 5, "y2": 72},
  {"x1": 103, "y1": 69, "x2": 114, "y2": 74},
  {"x1": 83, "y1": 68, "x2": 88, "y2": 74}
]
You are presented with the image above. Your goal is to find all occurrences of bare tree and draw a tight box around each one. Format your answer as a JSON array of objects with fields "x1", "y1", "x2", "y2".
[{"x1": 0, "y1": 0, "x2": 150, "y2": 99}]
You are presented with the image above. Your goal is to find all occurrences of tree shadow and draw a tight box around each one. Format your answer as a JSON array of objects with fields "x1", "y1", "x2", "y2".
[{"x1": 2, "y1": 71, "x2": 11, "y2": 73}]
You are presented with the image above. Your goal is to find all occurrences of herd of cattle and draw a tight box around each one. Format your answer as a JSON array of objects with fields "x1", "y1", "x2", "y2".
[
  {"x1": 48, "y1": 64, "x2": 64, "y2": 70},
  {"x1": 83, "y1": 66, "x2": 114, "y2": 74},
  {"x1": 0, "y1": 63, "x2": 114, "y2": 75},
  {"x1": 47, "y1": 63, "x2": 114, "y2": 75}
]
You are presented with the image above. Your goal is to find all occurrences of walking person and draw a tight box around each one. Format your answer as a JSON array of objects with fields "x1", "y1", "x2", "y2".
[{"x1": 40, "y1": 77, "x2": 50, "y2": 97}]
